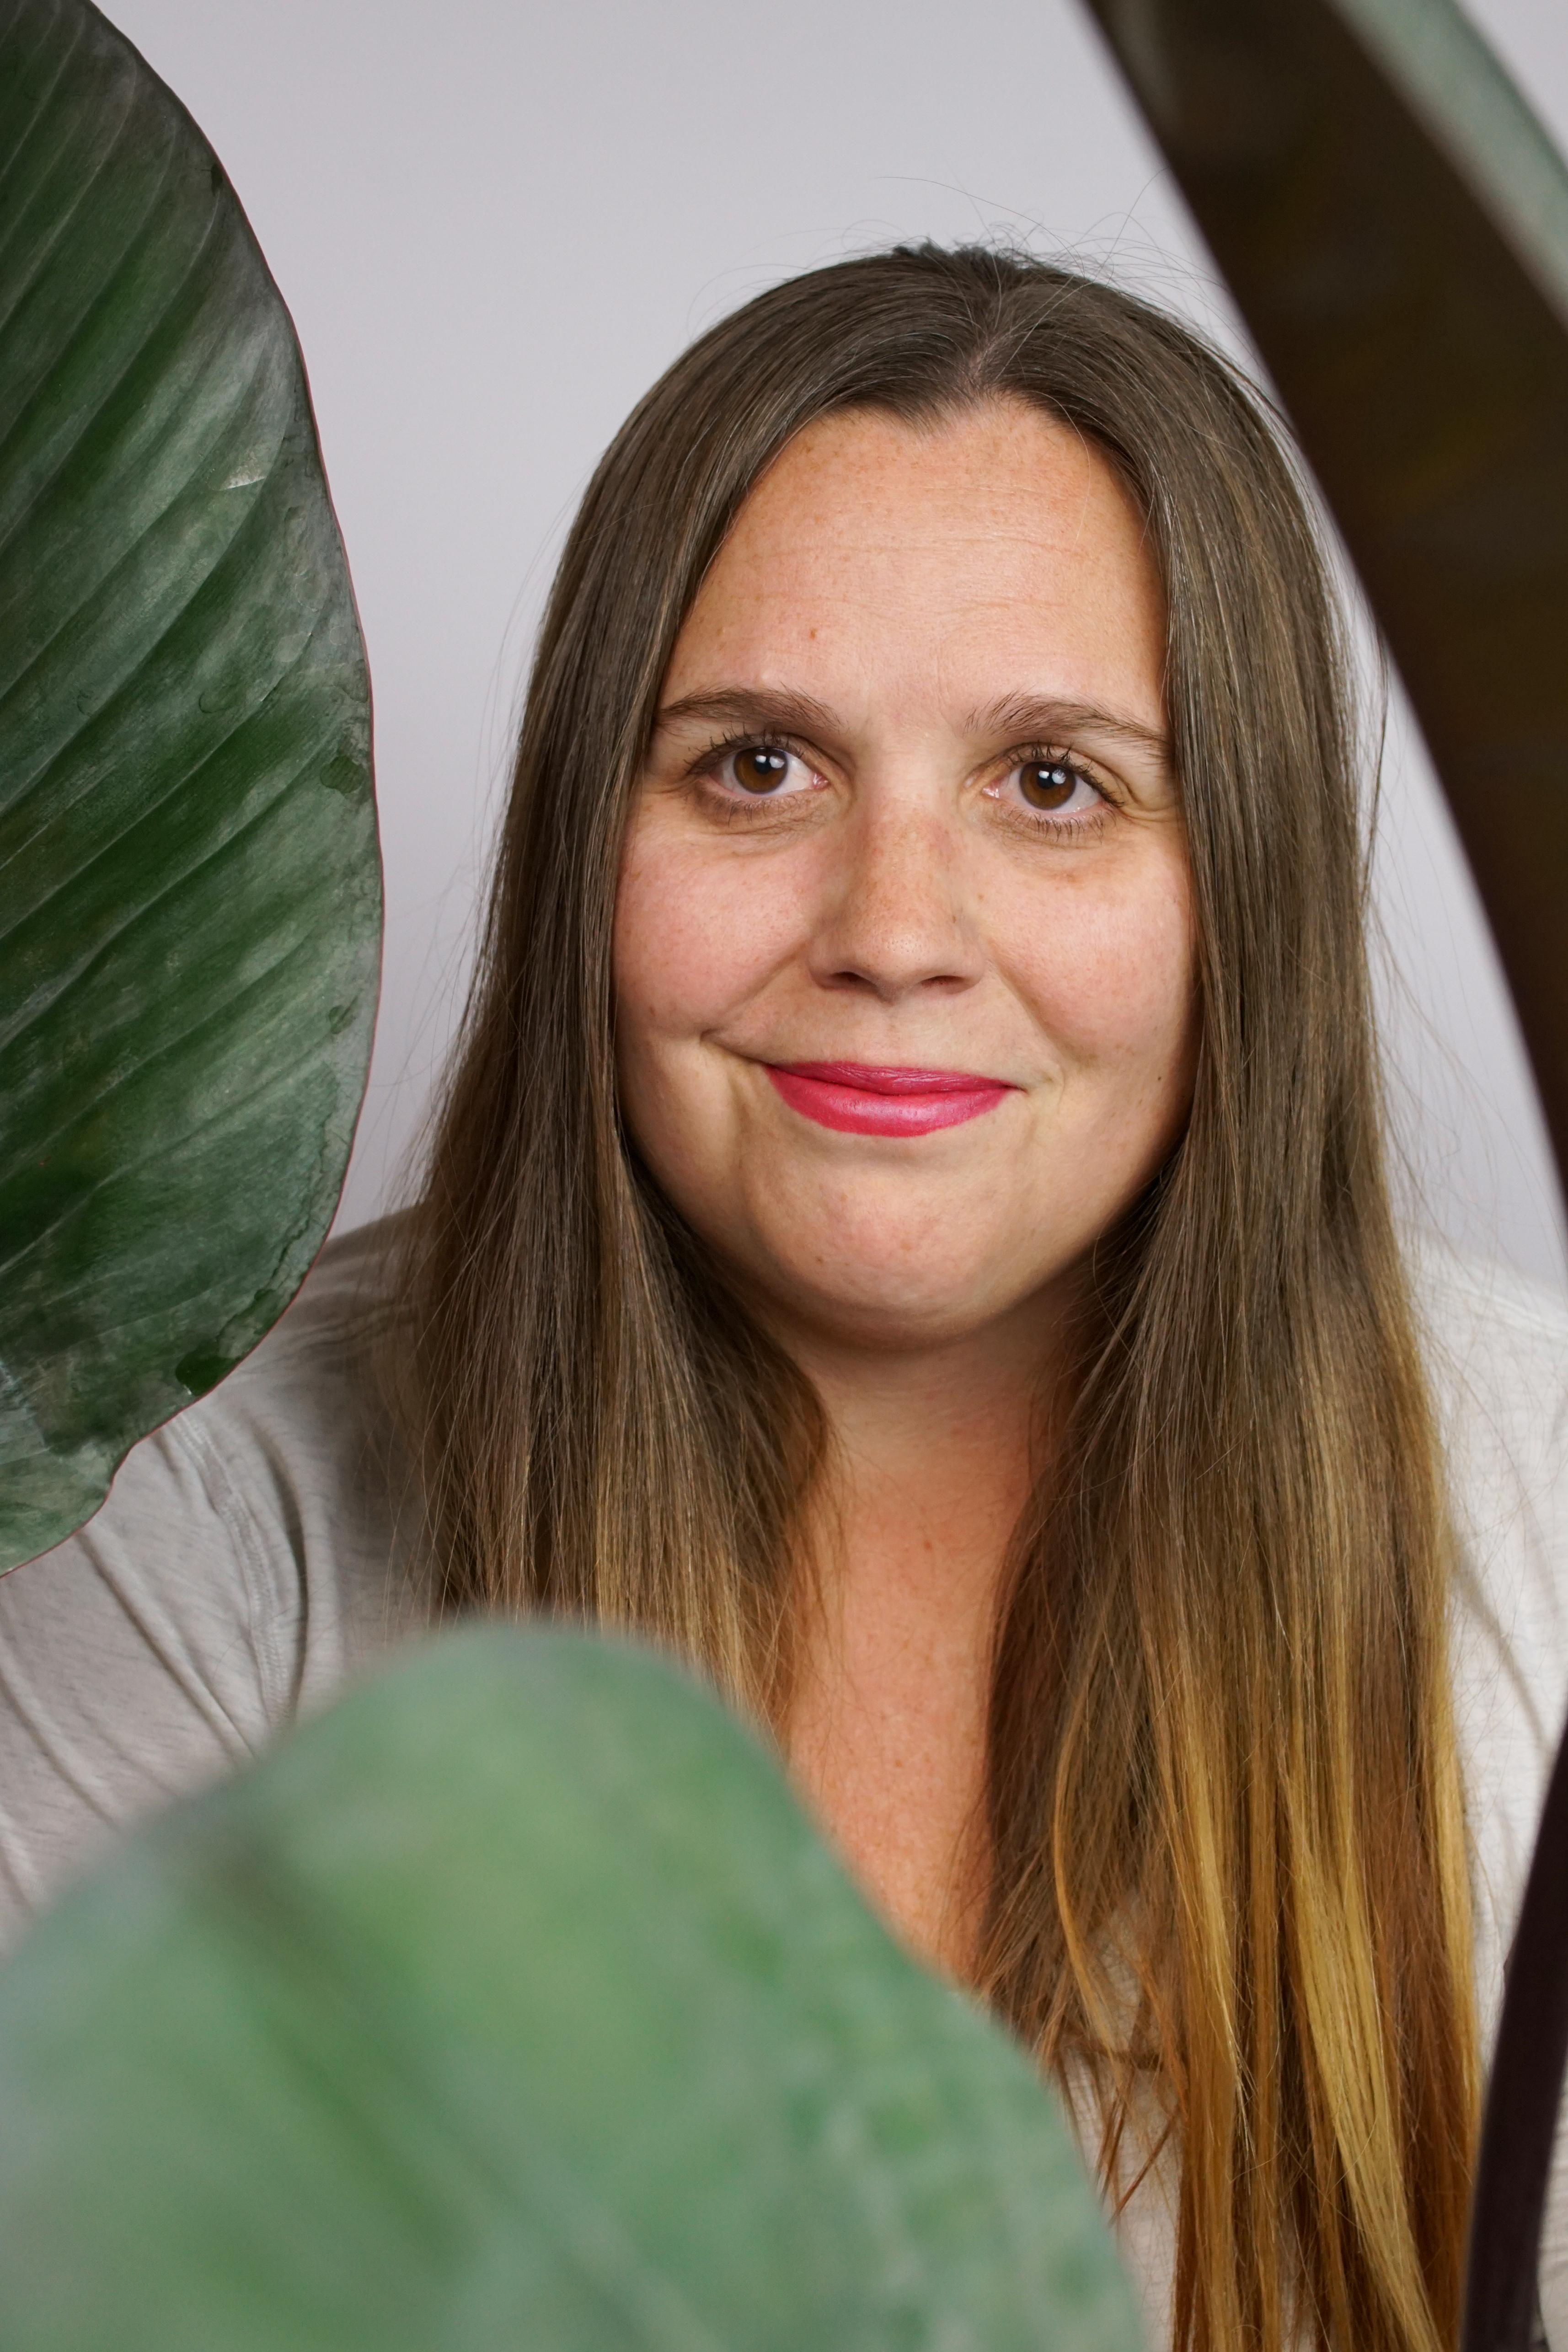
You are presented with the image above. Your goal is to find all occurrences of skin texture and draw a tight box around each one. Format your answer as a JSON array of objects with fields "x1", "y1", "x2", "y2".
[{"x1": 615, "y1": 400, "x2": 1195, "y2": 1972}]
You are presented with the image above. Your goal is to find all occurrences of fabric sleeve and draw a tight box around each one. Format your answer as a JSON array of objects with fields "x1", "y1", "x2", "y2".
[{"x1": 0, "y1": 1404, "x2": 303, "y2": 1953}]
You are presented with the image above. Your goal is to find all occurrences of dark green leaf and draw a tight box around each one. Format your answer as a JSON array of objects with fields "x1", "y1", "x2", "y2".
[
  {"x1": 0, "y1": 0, "x2": 380, "y2": 1570},
  {"x1": 1081, "y1": 0, "x2": 1568, "y2": 1170},
  {"x1": 0, "y1": 1629, "x2": 1141, "y2": 2352}
]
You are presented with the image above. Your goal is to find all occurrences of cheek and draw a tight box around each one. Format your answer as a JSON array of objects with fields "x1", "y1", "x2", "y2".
[
  {"x1": 612, "y1": 820, "x2": 808, "y2": 1048},
  {"x1": 1001, "y1": 849, "x2": 1196, "y2": 1084}
]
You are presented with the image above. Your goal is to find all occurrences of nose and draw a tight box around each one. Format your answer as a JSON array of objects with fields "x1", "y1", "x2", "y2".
[{"x1": 807, "y1": 793, "x2": 985, "y2": 1002}]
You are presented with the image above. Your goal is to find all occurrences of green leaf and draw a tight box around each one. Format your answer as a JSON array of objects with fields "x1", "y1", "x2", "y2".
[
  {"x1": 0, "y1": 0, "x2": 380, "y2": 1571},
  {"x1": 0, "y1": 1629, "x2": 1141, "y2": 2352},
  {"x1": 1079, "y1": 0, "x2": 1568, "y2": 1184}
]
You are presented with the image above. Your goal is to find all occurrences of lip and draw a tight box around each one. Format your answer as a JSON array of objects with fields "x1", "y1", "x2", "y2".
[{"x1": 763, "y1": 1061, "x2": 1015, "y2": 1137}]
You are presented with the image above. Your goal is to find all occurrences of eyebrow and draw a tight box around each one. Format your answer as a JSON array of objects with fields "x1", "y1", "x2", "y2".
[
  {"x1": 653, "y1": 687, "x2": 840, "y2": 738},
  {"x1": 965, "y1": 694, "x2": 1170, "y2": 760},
  {"x1": 653, "y1": 684, "x2": 1169, "y2": 761}
]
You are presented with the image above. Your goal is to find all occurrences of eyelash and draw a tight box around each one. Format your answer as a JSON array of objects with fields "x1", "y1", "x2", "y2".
[
  {"x1": 689, "y1": 732, "x2": 823, "y2": 817},
  {"x1": 984, "y1": 745, "x2": 1111, "y2": 836},
  {"x1": 688, "y1": 730, "x2": 1113, "y2": 836}
]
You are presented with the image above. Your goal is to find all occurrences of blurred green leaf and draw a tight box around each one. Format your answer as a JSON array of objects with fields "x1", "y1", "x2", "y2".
[
  {"x1": 0, "y1": 1629, "x2": 1141, "y2": 2352},
  {"x1": 0, "y1": 0, "x2": 380, "y2": 1571}
]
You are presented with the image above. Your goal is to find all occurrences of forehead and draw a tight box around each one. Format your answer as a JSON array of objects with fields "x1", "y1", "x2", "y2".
[{"x1": 664, "y1": 398, "x2": 1165, "y2": 724}]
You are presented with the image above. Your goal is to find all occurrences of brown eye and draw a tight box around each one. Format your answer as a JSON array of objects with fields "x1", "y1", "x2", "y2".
[
  {"x1": 730, "y1": 745, "x2": 791, "y2": 794},
  {"x1": 1018, "y1": 758, "x2": 1078, "y2": 810}
]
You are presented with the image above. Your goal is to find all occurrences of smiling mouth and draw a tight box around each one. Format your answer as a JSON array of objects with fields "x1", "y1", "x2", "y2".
[{"x1": 763, "y1": 1061, "x2": 1014, "y2": 1137}]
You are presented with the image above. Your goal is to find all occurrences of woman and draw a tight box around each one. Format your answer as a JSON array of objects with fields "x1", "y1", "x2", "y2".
[{"x1": 2, "y1": 245, "x2": 1566, "y2": 2352}]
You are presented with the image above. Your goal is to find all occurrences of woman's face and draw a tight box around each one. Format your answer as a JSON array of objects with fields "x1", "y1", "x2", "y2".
[{"x1": 614, "y1": 398, "x2": 1196, "y2": 1354}]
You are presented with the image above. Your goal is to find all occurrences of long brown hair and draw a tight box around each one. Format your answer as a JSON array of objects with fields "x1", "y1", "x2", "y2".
[{"x1": 395, "y1": 246, "x2": 1477, "y2": 2352}]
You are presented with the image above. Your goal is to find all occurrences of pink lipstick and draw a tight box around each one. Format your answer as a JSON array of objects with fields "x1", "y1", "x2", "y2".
[{"x1": 765, "y1": 1061, "x2": 1013, "y2": 1137}]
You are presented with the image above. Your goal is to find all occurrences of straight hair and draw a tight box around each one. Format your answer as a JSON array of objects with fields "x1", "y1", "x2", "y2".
[{"x1": 394, "y1": 246, "x2": 1478, "y2": 2352}]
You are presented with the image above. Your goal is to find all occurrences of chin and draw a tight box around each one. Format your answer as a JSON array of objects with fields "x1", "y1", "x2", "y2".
[
  {"x1": 718, "y1": 1163, "x2": 1082, "y2": 1339},
  {"x1": 759, "y1": 1237, "x2": 1059, "y2": 1351}
]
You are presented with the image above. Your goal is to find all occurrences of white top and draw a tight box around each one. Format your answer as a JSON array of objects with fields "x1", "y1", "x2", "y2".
[{"x1": 1, "y1": 1216, "x2": 1566, "y2": 2347}]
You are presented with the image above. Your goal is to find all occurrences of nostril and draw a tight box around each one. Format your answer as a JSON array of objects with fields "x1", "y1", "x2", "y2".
[
  {"x1": 808, "y1": 848, "x2": 985, "y2": 1000},
  {"x1": 819, "y1": 963, "x2": 979, "y2": 999}
]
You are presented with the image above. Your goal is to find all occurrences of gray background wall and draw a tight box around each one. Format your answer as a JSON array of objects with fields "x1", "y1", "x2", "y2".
[{"x1": 108, "y1": 0, "x2": 1568, "y2": 1288}]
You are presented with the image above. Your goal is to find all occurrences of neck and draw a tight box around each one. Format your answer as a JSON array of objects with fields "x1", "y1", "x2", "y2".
[
  {"x1": 775, "y1": 1294, "x2": 1067, "y2": 1979},
  {"x1": 800, "y1": 1311, "x2": 1051, "y2": 1602}
]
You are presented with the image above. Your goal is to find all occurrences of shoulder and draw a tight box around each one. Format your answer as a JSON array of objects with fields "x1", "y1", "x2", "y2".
[
  {"x1": 142, "y1": 1212, "x2": 428, "y2": 1688},
  {"x1": 0, "y1": 1218, "x2": 432, "y2": 1942},
  {"x1": 1407, "y1": 1230, "x2": 1568, "y2": 1485},
  {"x1": 213, "y1": 1211, "x2": 406, "y2": 1415},
  {"x1": 1404, "y1": 1230, "x2": 1568, "y2": 2011},
  {"x1": 9, "y1": 1213, "x2": 420, "y2": 1658},
  {"x1": 1406, "y1": 1232, "x2": 1568, "y2": 1667},
  {"x1": 0, "y1": 1218, "x2": 428, "y2": 1945},
  {"x1": 191, "y1": 1213, "x2": 406, "y2": 1507}
]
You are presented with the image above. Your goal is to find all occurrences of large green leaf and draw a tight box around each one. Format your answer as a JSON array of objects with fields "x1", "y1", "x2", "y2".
[
  {"x1": 1081, "y1": 0, "x2": 1568, "y2": 1173},
  {"x1": 1076, "y1": 3, "x2": 1568, "y2": 2343},
  {"x1": 0, "y1": 1629, "x2": 1141, "y2": 2352},
  {"x1": 0, "y1": 0, "x2": 380, "y2": 1572}
]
